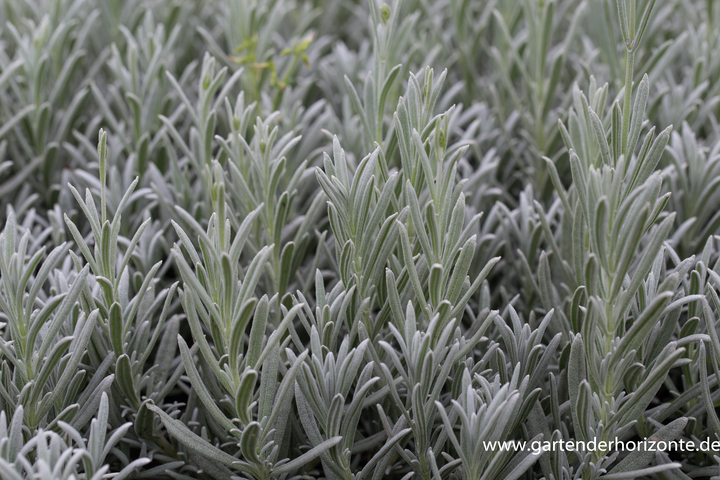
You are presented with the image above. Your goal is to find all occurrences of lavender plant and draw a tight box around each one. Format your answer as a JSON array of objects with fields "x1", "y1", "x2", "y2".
[{"x1": 2, "y1": 0, "x2": 720, "y2": 479}]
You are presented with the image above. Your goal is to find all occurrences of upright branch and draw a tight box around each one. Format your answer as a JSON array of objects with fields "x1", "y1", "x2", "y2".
[{"x1": 618, "y1": 0, "x2": 657, "y2": 156}]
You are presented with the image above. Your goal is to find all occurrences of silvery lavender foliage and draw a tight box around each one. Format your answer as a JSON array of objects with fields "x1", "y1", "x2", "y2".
[{"x1": 1, "y1": 0, "x2": 720, "y2": 479}]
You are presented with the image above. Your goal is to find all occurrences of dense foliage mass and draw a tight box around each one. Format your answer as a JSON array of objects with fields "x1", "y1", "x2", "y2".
[{"x1": 1, "y1": 0, "x2": 720, "y2": 478}]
